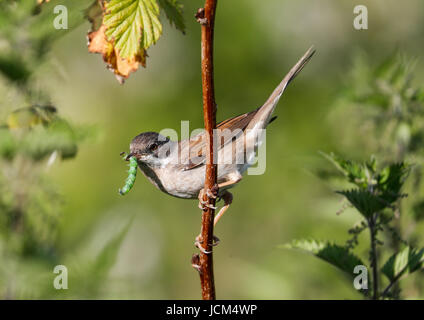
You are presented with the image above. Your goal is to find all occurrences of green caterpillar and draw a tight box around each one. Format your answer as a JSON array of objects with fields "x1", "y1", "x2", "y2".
[{"x1": 119, "y1": 153, "x2": 138, "y2": 195}]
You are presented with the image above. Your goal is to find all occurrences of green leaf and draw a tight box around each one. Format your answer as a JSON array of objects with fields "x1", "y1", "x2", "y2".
[
  {"x1": 22, "y1": 119, "x2": 79, "y2": 160},
  {"x1": 322, "y1": 153, "x2": 410, "y2": 214},
  {"x1": 282, "y1": 239, "x2": 366, "y2": 278},
  {"x1": 320, "y1": 152, "x2": 369, "y2": 188},
  {"x1": 377, "y1": 162, "x2": 410, "y2": 204},
  {"x1": 412, "y1": 200, "x2": 424, "y2": 221},
  {"x1": 0, "y1": 128, "x2": 16, "y2": 159},
  {"x1": 158, "y1": 0, "x2": 185, "y2": 33},
  {"x1": 91, "y1": 219, "x2": 132, "y2": 277},
  {"x1": 382, "y1": 246, "x2": 424, "y2": 282},
  {"x1": 0, "y1": 109, "x2": 91, "y2": 162},
  {"x1": 62, "y1": 219, "x2": 133, "y2": 298},
  {"x1": 104, "y1": 0, "x2": 163, "y2": 58},
  {"x1": 337, "y1": 189, "x2": 387, "y2": 218},
  {"x1": 0, "y1": 54, "x2": 31, "y2": 84}
]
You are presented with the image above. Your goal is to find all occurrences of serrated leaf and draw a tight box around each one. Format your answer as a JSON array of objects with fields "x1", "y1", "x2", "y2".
[
  {"x1": 382, "y1": 246, "x2": 424, "y2": 282},
  {"x1": 85, "y1": 0, "x2": 104, "y2": 31},
  {"x1": 56, "y1": 219, "x2": 133, "y2": 298},
  {"x1": 320, "y1": 152, "x2": 369, "y2": 188},
  {"x1": 81, "y1": 219, "x2": 132, "y2": 296},
  {"x1": 158, "y1": 0, "x2": 185, "y2": 32},
  {"x1": 337, "y1": 189, "x2": 387, "y2": 218},
  {"x1": 87, "y1": 0, "x2": 148, "y2": 83},
  {"x1": 88, "y1": 24, "x2": 146, "y2": 84},
  {"x1": 91, "y1": 219, "x2": 132, "y2": 276},
  {"x1": 0, "y1": 107, "x2": 91, "y2": 162},
  {"x1": 7, "y1": 105, "x2": 57, "y2": 129},
  {"x1": 322, "y1": 153, "x2": 409, "y2": 214},
  {"x1": 104, "y1": 0, "x2": 162, "y2": 58},
  {"x1": 282, "y1": 239, "x2": 366, "y2": 278},
  {"x1": 377, "y1": 162, "x2": 409, "y2": 204},
  {"x1": 87, "y1": 0, "x2": 184, "y2": 83},
  {"x1": 412, "y1": 200, "x2": 424, "y2": 221}
]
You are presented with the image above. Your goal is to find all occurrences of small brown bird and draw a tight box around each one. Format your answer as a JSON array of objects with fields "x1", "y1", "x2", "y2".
[{"x1": 127, "y1": 47, "x2": 315, "y2": 228}]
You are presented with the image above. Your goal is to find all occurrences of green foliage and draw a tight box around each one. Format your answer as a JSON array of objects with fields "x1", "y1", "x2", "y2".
[
  {"x1": 158, "y1": 0, "x2": 185, "y2": 32},
  {"x1": 319, "y1": 53, "x2": 424, "y2": 299},
  {"x1": 0, "y1": 1, "x2": 127, "y2": 299},
  {"x1": 88, "y1": 0, "x2": 185, "y2": 80},
  {"x1": 321, "y1": 152, "x2": 373, "y2": 188},
  {"x1": 283, "y1": 239, "x2": 366, "y2": 278},
  {"x1": 287, "y1": 150, "x2": 422, "y2": 299},
  {"x1": 345, "y1": 52, "x2": 424, "y2": 115},
  {"x1": 53, "y1": 220, "x2": 133, "y2": 298},
  {"x1": 412, "y1": 200, "x2": 424, "y2": 221},
  {"x1": 382, "y1": 246, "x2": 424, "y2": 282},
  {"x1": 104, "y1": 0, "x2": 185, "y2": 56},
  {"x1": 323, "y1": 153, "x2": 409, "y2": 219},
  {"x1": 0, "y1": 117, "x2": 87, "y2": 162},
  {"x1": 337, "y1": 189, "x2": 387, "y2": 219},
  {"x1": 336, "y1": 54, "x2": 424, "y2": 240},
  {"x1": 0, "y1": 0, "x2": 88, "y2": 85},
  {"x1": 104, "y1": 0, "x2": 163, "y2": 58}
]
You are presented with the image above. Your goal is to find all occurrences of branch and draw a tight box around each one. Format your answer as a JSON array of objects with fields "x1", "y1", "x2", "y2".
[
  {"x1": 381, "y1": 273, "x2": 402, "y2": 299},
  {"x1": 368, "y1": 214, "x2": 379, "y2": 299},
  {"x1": 192, "y1": 0, "x2": 218, "y2": 300}
]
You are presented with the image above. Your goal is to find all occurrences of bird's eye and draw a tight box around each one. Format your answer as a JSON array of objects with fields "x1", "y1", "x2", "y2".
[{"x1": 149, "y1": 143, "x2": 158, "y2": 152}]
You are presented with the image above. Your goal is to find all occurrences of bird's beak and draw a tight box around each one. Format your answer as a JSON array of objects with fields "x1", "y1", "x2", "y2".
[
  {"x1": 129, "y1": 152, "x2": 148, "y2": 162},
  {"x1": 125, "y1": 152, "x2": 134, "y2": 161}
]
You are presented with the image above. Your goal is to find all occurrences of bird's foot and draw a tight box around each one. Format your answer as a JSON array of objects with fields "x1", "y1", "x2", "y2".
[
  {"x1": 195, "y1": 234, "x2": 220, "y2": 254},
  {"x1": 198, "y1": 187, "x2": 219, "y2": 210},
  {"x1": 207, "y1": 184, "x2": 219, "y2": 199},
  {"x1": 198, "y1": 200, "x2": 217, "y2": 210}
]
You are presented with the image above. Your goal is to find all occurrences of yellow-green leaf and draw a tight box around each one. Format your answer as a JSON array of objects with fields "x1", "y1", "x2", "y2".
[
  {"x1": 103, "y1": 0, "x2": 162, "y2": 59},
  {"x1": 382, "y1": 246, "x2": 424, "y2": 281}
]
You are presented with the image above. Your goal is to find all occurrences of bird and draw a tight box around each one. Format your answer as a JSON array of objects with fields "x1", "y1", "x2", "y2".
[{"x1": 126, "y1": 47, "x2": 315, "y2": 232}]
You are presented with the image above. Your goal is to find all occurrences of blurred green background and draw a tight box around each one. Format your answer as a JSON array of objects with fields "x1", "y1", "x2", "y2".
[{"x1": 1, "y1": 0, "x2": 424, "y2": 299}]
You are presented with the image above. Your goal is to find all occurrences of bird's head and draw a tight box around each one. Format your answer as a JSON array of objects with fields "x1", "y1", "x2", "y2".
[{"x1": 129, "y1": 132, "x2": 172, "y2": 168}]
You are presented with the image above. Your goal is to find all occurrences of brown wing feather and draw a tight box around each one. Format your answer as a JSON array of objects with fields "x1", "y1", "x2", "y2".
[
  {"x1": 216, "y1": 108, "x2": 259, "y2": 131},
  {"x1": 178, "y1": 108, "x2": 260, "y2": 171}
]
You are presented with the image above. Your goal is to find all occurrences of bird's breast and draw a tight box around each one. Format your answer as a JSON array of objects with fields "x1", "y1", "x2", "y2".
[{"x1": 156, "y1": 165, "x2": 205, "y2": 199}]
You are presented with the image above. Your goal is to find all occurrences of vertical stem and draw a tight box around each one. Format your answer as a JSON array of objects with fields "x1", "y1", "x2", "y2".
[
  {"x1": 368, "y1": 215, "x2": 379, "y2": 299},
  {"x1": 196, "y1": 0, "x2": 218, "y2": 300}
]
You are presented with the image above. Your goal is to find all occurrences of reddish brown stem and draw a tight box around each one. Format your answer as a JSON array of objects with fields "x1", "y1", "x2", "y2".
[{"x1": 193, "y1": 0, "x2": 218, "y2": 300}]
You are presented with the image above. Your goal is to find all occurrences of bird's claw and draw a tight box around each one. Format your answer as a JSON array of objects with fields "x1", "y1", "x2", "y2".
[
  {"x1": 211, "y1": 235, "x2": 220, "y2": 246},
  {"x1": 195, "y1": 235, "x2": 220, "y2": 254},
  {"x1": 207, "y1": 185, "x2": 219, "y2": 199},
  {"x1": 198, "y1": 186, "x2": 219, "y2": 211},
  {"x1": 198, "y1": 199, "x2": 217, "y2": 210}
]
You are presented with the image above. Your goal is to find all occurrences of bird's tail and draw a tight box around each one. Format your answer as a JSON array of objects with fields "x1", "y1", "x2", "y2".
[{"x1": 247, "y1": 46, "x2": 315, "y2": 130}]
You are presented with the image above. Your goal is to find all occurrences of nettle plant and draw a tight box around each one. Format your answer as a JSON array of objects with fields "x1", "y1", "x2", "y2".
[
  {"x1": 333, "y1": 52, "x2": 424, "y2": 227},
  {"x1": 285, "y1": 153, "x2": 424, "y2": 299},
  {"x1": 0, "y1": 1, "x2": 132, "y2": 299}
]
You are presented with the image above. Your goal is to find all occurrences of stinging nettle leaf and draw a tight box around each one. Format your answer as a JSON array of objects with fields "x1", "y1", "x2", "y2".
[
  {"x1": 382, "y1": 246, "x2": 424, "y2": 282},
  {"x1": 337, "y1": 189, "x2": 388, "y2": 218},
  {"x1": 281, "y1": 239, "x2": 366, "y2": 279},
  {"x1": 158, "y1": 0, "x2": 185, "y2": 33},
  {"x1": 320, "y1": 152, "x2": 369, "y2": 188},
  {"x1": 377, "y1": 162, "x2": 410, "y2": 204}
]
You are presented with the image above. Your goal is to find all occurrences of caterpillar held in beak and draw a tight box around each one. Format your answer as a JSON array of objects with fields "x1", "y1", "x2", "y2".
[{"x1": 119, "y1": 152, "x2": 137, "y2": 195}]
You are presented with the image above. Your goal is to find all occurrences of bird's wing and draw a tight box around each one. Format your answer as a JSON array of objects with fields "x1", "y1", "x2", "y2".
[
  {"x1": 177, "y1": 109, "x2": 259, "y2": 171},
  {"x1": 176, "y1": 46, "x2": 315, "y2": 171}
]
